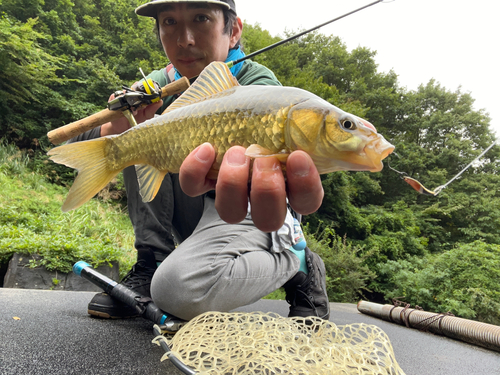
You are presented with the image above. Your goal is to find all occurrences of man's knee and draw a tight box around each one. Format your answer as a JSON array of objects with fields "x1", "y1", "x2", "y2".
[{"x1": 150, "y1": 260, "x2": 210, "y2": 320}]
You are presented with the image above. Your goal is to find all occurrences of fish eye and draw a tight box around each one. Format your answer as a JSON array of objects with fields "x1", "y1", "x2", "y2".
[{"x1": 341, "y1": 118, "x2": 356, "y2": 131}]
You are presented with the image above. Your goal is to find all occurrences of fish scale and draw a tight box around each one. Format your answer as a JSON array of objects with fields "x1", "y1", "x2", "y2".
[{"x1": 110, "y1": 101, "x2": 289, "y2": 173}]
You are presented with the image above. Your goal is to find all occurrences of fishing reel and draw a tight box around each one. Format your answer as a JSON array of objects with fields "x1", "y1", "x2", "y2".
[{"x1": 108, "y1": 68, "x2": 162, "y2": 112}]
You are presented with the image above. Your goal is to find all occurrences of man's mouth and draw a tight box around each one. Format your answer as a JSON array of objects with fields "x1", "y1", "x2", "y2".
[{"x1": 178, "y1": 57, "x2": 201, "y2": 65}]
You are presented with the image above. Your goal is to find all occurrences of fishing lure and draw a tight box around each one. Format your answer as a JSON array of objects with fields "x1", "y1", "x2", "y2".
[{"x1": 388, "y1": 141, "x2": 497, "y2": 196}]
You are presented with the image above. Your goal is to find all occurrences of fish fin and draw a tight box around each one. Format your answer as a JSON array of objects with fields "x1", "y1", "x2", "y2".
[
  {"x1": 245, "y1": 144, "x2": 290, "y2": 163},
  {"x1": 135, "y1": 164, "x2": 168, "y2": 202},
  {"x1": 47, "y1": 138, "x2": 120, "y2": 212},
  {"x1": 162, "y1": 61, "x2": 240, "y2": 115}
]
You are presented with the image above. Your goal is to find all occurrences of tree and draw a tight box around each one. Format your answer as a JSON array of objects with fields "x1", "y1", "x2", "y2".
[
  {"x1": 0, "y1": 14, "x2": 68, "y2": 144},
  {"x1": 0, "y1": 0, "x2": 167, "y2": 146}
]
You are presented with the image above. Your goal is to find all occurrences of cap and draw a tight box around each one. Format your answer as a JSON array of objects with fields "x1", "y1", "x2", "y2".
[{"x1": 135, "y1": 0, "x2": 237, "y2": 18}]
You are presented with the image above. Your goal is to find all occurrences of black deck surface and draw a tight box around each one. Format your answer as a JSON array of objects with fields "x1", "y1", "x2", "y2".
[{"x1": 1, "y1": 288, "x2": 499, "y2": 374}]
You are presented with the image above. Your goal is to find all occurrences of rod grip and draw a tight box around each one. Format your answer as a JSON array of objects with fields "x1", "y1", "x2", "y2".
[
  {"x1": 47, "y1": 109, "x2": 123, "y2": 145},
  {"x1": 72, "y1": 261, "x2": 168, "y2": 324},
  {"x1": 47, "y1": 77, "x2": 190, "y2": 145},
  {"x1": 159, "y1": 76, "x2": 189, "y2": 98}
]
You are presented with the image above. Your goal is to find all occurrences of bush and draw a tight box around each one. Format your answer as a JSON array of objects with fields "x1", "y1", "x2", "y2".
[
  {"x1": 377, "y1": 241, "x2": 500, "y2": 325},
  {"x1": 306, "y1": 224, "x2": 375, "y2": 303},
  {"x1": 0, "y1": 141, "x2": 135, "y2": 278}
]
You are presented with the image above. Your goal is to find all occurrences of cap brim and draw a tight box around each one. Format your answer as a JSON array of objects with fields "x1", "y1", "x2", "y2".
[{"x1": 135, "y1": 0, "x2": 232, "y2": 18}]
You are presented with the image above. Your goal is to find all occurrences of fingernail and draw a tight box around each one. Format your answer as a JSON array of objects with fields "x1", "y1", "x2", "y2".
[
  {"x1": 289, "y1": 152, "x2": 310, "y2": 177},
  {"x1": 226, "y1": 147, "x2": 247, "y2": 166},
  {"x1": 195, "y1": 143, "x2": 212, "y2": 163}
]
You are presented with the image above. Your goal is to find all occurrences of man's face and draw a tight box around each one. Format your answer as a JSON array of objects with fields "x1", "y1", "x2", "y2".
[{"x1": 158, "y1": 3, "x2": 241, "y2": 79}]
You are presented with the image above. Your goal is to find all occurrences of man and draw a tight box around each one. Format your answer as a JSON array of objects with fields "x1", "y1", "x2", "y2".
[{"x1": 75, "y1": 0, "x2": 329, "y2": 321}]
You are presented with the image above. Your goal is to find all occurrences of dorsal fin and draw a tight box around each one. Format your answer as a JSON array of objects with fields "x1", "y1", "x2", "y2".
[{"x1": 162, "y1": 61, "x2": 240, "y2": 115}]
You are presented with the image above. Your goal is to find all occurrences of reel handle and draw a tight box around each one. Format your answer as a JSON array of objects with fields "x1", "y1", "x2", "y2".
[{"x1": 47, "y1": 77, "x2": 190, "y2": 145}]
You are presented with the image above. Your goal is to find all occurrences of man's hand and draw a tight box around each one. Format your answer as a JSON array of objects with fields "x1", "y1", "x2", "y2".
[
  {"x1": 179, "y1": 144, "x2": 324, "y2": 232},
  {"x1": 101, "y1": 93, "x2": 163, "y2": 136}
]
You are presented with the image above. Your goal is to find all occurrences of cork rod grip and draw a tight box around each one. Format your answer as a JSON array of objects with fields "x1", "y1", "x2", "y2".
[{"x1": 47, "y1": 77, "x2": 190, "y2": 145}]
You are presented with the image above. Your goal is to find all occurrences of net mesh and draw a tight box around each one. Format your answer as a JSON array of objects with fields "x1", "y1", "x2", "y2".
[{"x1": 153, "y1": 311, "x2": 405, "y2": 375}]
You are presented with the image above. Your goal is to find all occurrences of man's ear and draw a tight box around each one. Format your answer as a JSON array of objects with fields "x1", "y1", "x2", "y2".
[{"x1": 230, "y1": 17, "x2": 243, "y2": 48}]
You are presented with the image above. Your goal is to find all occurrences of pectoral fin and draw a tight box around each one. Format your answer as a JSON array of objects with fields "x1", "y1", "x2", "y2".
[
  {"x1": 135, "y1": 164, "x2": 168, "y2": 202},
  {"x1": 207, "y1": 167, "x2": 219, "y2": 180},
  {"x1": 245, "y1": 144, "x2": 289, "y2": 163}
]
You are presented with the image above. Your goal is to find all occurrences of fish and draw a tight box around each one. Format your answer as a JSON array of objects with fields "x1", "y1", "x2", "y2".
[{"x1": 48, "y1": 61, "x2": 394, "y2": 212}]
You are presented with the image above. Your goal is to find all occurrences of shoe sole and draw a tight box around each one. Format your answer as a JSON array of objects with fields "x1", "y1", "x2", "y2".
[{"x1": 88, "y1": 308, "x2": 140, "y2": 319}]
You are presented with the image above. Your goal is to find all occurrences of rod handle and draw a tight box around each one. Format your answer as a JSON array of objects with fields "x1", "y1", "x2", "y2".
[
  {"x1": 159, "y1": 76, "x2": 189, "y2": 98},
  {"x1": 47, "y1": 109, "x2": 123, "y2": 145},
  {"x1": 47, "y1": 77, "x2": 190, "y2": 145}
]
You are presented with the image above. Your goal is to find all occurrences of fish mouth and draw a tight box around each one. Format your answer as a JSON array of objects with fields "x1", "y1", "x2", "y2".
[
  {"x1": 313, "y1": 135, "x2": 395, "y2": 174},
  {"x1": 362, "y1": 135, "x2": 395, "y2": 172}
]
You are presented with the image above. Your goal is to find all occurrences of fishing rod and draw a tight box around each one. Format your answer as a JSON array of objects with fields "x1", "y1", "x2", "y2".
[
  {"x1": 388, "y1": 141, "x2": 497, "y2": 196},
  {"x1": 47, "y1": 0, "x2": 389, "y2": 145},
  {"x1": 47, "y1": 76, "x2": 190, "y2": 145},
  {"x1": 228, "y1": 0, "x2": 387, "y2": 69}
]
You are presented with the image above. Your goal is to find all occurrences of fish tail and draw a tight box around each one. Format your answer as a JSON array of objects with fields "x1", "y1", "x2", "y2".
[{"x1": 47, "y1": 138, "x2": 119, "y2": 212}]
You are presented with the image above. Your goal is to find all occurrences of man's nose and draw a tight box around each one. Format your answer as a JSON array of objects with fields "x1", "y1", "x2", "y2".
[{"x1": 177, "y1": 27, "x2": 195, "y2": 47}]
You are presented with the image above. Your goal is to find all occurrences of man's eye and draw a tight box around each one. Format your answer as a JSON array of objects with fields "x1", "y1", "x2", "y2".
[
  {"x1": 194, "y1": 14, "x2": 209, "y2": 22},
  {"x1": 162, "y1": 18, "x2": 176, "y2": 26}
]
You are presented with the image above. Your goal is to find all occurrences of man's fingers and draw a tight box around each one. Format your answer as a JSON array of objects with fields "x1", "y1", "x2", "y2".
[
  {"x1": 250, "y1": 157, "x2": 287, "y2": 232},
  {"x1": 179, "y1": 143, "x2": 216, "y2": 196},
  {"x1": 133, "y1": 101, "x2": 163, "y2": 122},
  {"x1": 180, "y1": 147, "x2": 323, "y2": 231},
  {"x1": 215, "y1": 146, "x2": 250, "y2": 224},
  {"x1": 286, "y1": 151, "x2": 324, "y2": 215},
  {"x1": 143, "y1": 100, "x2": 163, "y2": 119}
]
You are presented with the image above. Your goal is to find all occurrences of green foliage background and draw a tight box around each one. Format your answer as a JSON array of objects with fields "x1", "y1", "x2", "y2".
[
  {"x1": 0, "y1": 141, "x2": 136, "y2": 278},
  {"x1": 1, "y1": 0, "x2": 499, "y2": 323}
]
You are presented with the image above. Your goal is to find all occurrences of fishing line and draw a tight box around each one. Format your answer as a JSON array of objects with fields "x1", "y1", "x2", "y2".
[
  {"x1": 388, "y1": 141, "x2": 497, "y2": 196},
  {"x1": 226, "y1": 0, "x2": 389, "y2": 68}
]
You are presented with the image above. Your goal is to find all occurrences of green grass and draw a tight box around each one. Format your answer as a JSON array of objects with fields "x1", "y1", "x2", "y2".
[
  {"x1": 0, "y1": 141, "x2": 136, "y2": 279},
  {"x1": 263, "y1": 288, "x2": 286, "y2": 300}
]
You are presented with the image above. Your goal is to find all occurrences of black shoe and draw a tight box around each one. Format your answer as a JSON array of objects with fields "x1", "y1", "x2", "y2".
[
  {"x1": 284, "y1": 247, "x2": 330, "y2": 320},
  {"x1": 88, "y1": 248, "x2": 157, "y2": 319}
]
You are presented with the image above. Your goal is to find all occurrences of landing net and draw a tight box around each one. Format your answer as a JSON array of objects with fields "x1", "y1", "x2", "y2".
[{"x1": 153, "y1": 311, "x2": 405, "y2": 374}]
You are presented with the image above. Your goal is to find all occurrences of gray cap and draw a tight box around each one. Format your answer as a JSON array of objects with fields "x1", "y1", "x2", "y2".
[{"x1": 135, "y1": 0, "x2": 237, "y2": 18}]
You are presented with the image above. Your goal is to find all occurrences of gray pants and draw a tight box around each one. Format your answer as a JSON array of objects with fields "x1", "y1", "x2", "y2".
[{"x1": 150, "y1": 195, "x2": 300, "y2": 321}]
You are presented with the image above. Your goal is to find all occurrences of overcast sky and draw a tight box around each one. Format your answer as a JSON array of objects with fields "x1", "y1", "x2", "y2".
[{"x1": 238, "y1": 0, "x2": 500, "y2": 139}]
